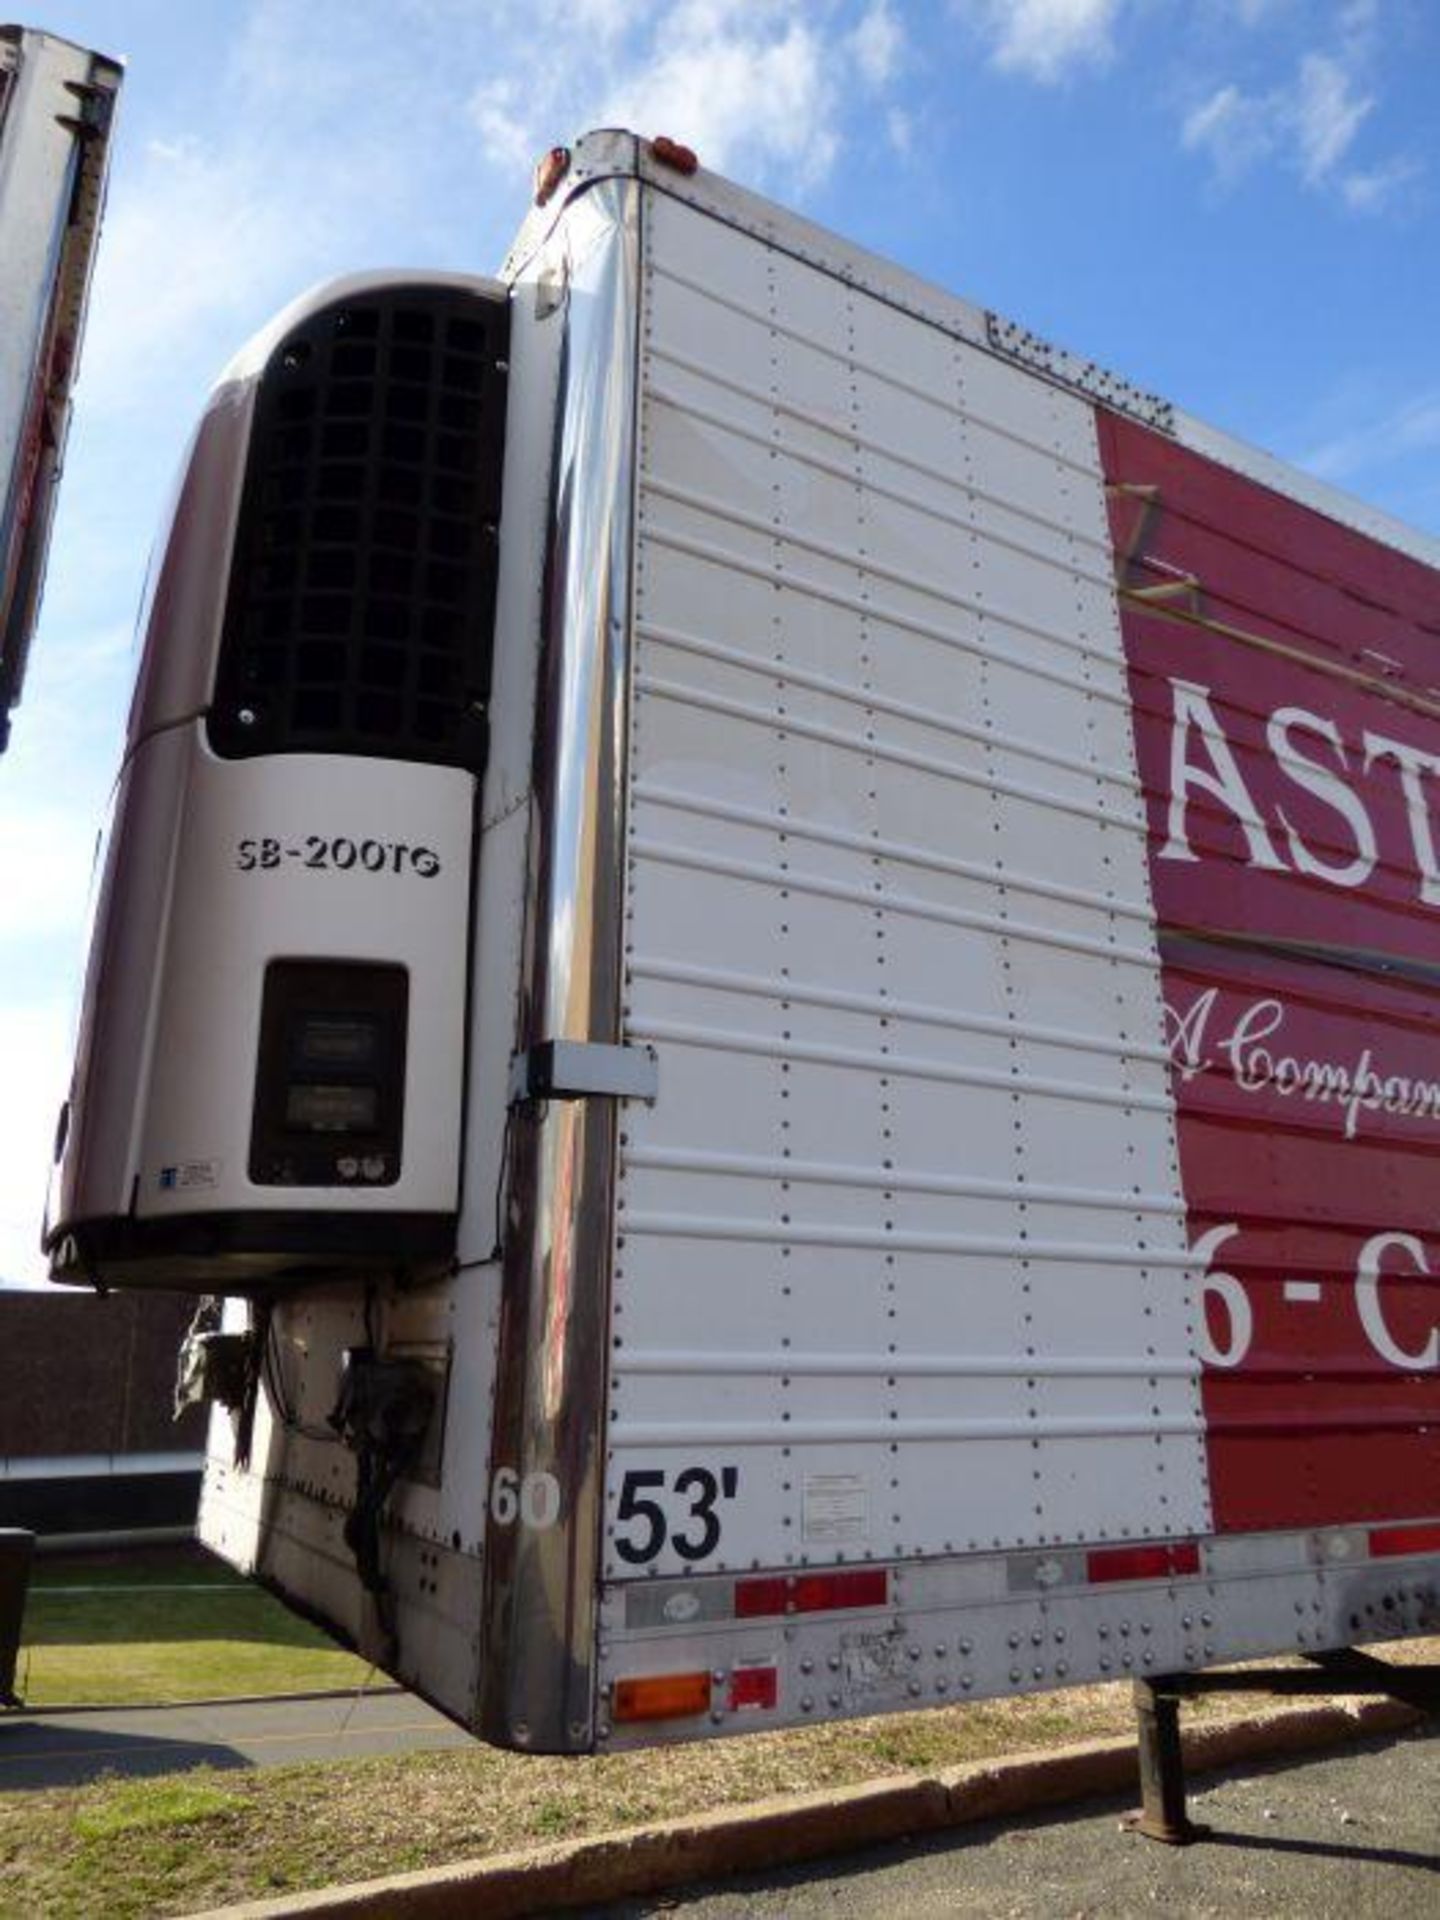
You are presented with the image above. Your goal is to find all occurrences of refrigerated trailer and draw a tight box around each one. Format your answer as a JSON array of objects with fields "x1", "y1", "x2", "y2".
[
  {"x1": 45, "y1": 132, "x2": 1440, "y2": 1774},
  {"x1": 0, "y1": 23, "x2": 121, "y2": 751}
]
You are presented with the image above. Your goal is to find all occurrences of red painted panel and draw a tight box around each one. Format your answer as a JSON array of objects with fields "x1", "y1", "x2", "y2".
[{"x1": 1099, "y1": 413, "x2": 1440, "y2": 1531}]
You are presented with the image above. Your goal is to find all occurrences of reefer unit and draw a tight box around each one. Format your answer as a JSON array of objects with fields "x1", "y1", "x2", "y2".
[
  {"x1": 45, "y1": 273, "x2": 510, "y2": 1287},
  {"x1": 49, "y1": 133, "x2": 1440, "y2": 1756}
]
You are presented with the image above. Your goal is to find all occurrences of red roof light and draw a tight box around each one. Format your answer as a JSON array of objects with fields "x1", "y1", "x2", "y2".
[
  {"x1": 533, "y1": 145, "x2": 571, "y2": 206},
  {"x1": 650, "y1": 135, "x2": 698, "y2": 175}
]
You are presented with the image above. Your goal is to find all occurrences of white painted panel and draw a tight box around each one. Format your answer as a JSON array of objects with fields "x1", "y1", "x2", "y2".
[{"x1": 613, "y1": 191, "x2": 1206, "y2": 1579}]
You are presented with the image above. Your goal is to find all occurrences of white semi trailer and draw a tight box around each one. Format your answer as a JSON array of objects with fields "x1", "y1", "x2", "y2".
[
  {"x1": 45, "y1": 133, "x2": 1440, "y2": 1811},
  {"x1": 0, "y1": 22, "x2": 120, "y2": 751}
]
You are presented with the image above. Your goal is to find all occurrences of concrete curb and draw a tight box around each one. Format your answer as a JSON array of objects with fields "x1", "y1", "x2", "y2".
[
  {"x1": 193, "y1": 1695, "x2": 1427, "y2": 1919},
  {"x1": 11, "y1": 1684, "x2": 403, "y2": 1719}
]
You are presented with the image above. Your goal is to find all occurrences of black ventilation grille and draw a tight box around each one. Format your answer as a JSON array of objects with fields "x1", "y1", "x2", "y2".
[{"x1": 208, "y1": 284, "x2": 509, "y2": 766}]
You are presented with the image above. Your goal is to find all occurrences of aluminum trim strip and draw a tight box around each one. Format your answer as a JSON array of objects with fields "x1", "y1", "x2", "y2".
[
  {"x1": 619, "y1": 1210, "x2": 1188, "y2": 1265},
  {"x1": 632, "y1": 784, "x2": 1154, "y2": 923},
  {"x1": 629, "y1": 842, "x2": 1157, "y2": 967},
  {"x1": 643, "y1": 366, "x2": 1113, "y2": 570},
  {"x1": 642, "y1": 477, "x2": 1124, "y2": 696},
  {"x1": 617, "y1": 1351, "x2": 1200, "y2": 1380},
  {"x1": 628, "y1": 956, "x2": 1170, "y2": 1066},
  {"x1": 646, "y1": 531, "x2": 1131, "y2": 719},
  {"x1": 638, "y1": 614, "x2": 1136, "y2": 793},
  {"x1": 478, "y1": 176, "x2": 641, "y2": 1754},
  {"x1": 623, "y1": 1142, "x2": 1184, "y2": 1217},
  {"x1": 647, "y1": 261, "x2": 1100, "y2": 487},
  {"x1": 611, "y1": 1415, "x2": 1205, "y2": 1446},
  {"x1": 641, "y1": 521, "x2": 1132, "y2": 703},
  {"x1": 632, "y1": 685, "x2": 1134, "y2": 835}
]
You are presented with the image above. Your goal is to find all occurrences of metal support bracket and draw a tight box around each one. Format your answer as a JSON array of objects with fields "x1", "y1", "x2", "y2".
[
  {"x1": 1127, "y1": 1651, "x2": 1440, "y2": 1846},
  {"x1": 507, "y1": 1040, "x2": 658, "y2": 1105}
]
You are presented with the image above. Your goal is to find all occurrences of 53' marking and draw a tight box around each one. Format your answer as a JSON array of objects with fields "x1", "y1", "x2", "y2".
[{"x1": 614, "y1": 1465, "x2": 739, "y2": 1565}]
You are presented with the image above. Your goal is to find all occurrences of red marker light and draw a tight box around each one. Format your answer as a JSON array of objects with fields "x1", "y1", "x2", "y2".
[
  {"x1": 735, "y1": 1576, "x2": 787, "y2": 1618},
  {"x1": 1086, "y1": 1541, "x2": 1202, "y2": 1585},
  {"x1": 735, "y1": 1567, "x2": 888, "y2": 1618},
  {"x1": 650, "y1": 135, "x2": 699, "y2": 176},
  {"x1": 728, "y1": 1664, "x2": 779, "y2": 1711},
  {"x1": 1368, "y1": 1523, "x2": 1440, "y2": 1558},
  {"x1": 533, "y1": 145, "x2": 571, "y2": 206}
]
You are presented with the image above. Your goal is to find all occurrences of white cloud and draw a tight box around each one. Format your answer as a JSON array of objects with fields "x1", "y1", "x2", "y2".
[
  {"x1": 456, "y1": 1, "x2": 905, "y2": 194},
  {"x1": 600, "y1": 8, "x2": 839, "y2": 186},
  {"x1": 566, "y1": 0, "x2": 635, "y2": 39},
  {"x1": 850, "y1": 1, "x2": 904, "y2": 87},
  {"x1": 1181, "y1": 24, "x2": 1412, "y2": 211},
  {"x1": 956, "y1": 0, "x2": 1128, "y2": 84},
  {"x1": 469, "y1": 78, "x2": 540, "y2": 177},
  {"x1": 1337, "y1": 0, "x2": 1379, "y2": 43},
  {"x1": 1304, "y1": 388, "x2": 1440, "y2": 482},
  {"x1": 1225, "y1": 0, "x2": 1290, "y2": 22},
  {"x1": 1290, "y1": 50, "x2": 1371, "y2": 184},
  {"x1": 1182, "y1": 83, "x2": 1275, "y2": 184},
  {"x1": 1340, "y1": 153, "x2": 1421, "y2": 211},
  {"x1": 0, "y1": 807, "x2": 101, "y2": 947}
]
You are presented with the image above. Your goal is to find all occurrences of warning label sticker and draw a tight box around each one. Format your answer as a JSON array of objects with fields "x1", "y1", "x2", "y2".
[
  {"x1": 159, "y1": 1159, "x2": 220, "y2": 1192},
  {"x1": 803, "y1": 1473, "x2": 868, "y2": 1543}
]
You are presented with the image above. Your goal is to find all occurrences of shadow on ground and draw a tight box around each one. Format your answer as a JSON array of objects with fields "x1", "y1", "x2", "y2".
[{"x1": 0, "y1": 1718, "x2": 247, "y2": 1791}]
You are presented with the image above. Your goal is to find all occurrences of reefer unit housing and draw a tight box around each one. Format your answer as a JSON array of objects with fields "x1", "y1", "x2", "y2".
[{"x1": 50, "y1": 133, "x2": 1440, "y2": 1755}]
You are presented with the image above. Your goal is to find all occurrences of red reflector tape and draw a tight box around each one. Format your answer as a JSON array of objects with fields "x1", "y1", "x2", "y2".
[
  {"x1": 735, "y1": 1568, "x2": 888, "y2": 1618},
  {"x1": 1368, "y1": 1523, "x2": 1440, "y2": 1558},
  {"x1": 728, "y1": 1664, "x2": 779, "y2": 1711},
  {"x1": 735, "y1": 1576, "x2": 787, "y2": 1617},
  {"x1": 1086, "y1": 1542, "x2": 1201, "y2": 1585}
]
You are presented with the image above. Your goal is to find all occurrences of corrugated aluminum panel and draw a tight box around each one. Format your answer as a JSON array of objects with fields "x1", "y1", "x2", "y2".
[{"x1": 610, "y1": 192, "x2": 1210, "y2": 1581}]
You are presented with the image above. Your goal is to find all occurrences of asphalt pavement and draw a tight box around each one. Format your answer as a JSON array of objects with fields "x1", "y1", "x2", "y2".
[
  {"x1": 603, "y1": 1723, "x2": 1440, "y2": 1920},
  {"x1": 0, "y1": 1686, "x2": 473, "y2": 1789}
]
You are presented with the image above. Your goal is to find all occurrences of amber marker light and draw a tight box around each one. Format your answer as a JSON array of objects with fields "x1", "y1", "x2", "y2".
[{"x1": 612, "y1": 1670, "x2": 712, "y2": 1723}]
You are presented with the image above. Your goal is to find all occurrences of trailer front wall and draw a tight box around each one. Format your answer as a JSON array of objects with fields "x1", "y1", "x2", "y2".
[{"x1": 610, "y1": 190, "x2": 1210, "y2": 1584}]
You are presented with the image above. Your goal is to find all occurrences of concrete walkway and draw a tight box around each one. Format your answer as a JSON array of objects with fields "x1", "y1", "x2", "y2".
[{"x1": 0, "y1": 1687, "x2": 473, "y2": 1789}]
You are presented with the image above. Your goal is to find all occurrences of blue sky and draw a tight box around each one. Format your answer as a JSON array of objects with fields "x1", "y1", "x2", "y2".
[{"x1": 2, "y1": 0, "x2": 1436, "y2": 1281}]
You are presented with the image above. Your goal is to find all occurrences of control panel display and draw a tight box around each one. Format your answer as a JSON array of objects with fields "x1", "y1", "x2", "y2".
[{"x1": 251, "y1": 961, "x2": 407, "y2": 1186}]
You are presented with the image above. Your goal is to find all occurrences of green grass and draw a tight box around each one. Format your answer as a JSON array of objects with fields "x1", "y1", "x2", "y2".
[
  {"x1": 71, "y1": 1778, "x2": 244, "y2": 1841},
  {"x1": 4, "y1": 1555, "x2": 1433, "y2": 1919},
  {"x1": 17, "y1": 1546, "x2": 380, "y2": 1707},
  {"x1": 4, "y1": 1649, "x2": 1435, "y2": 1920}
]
